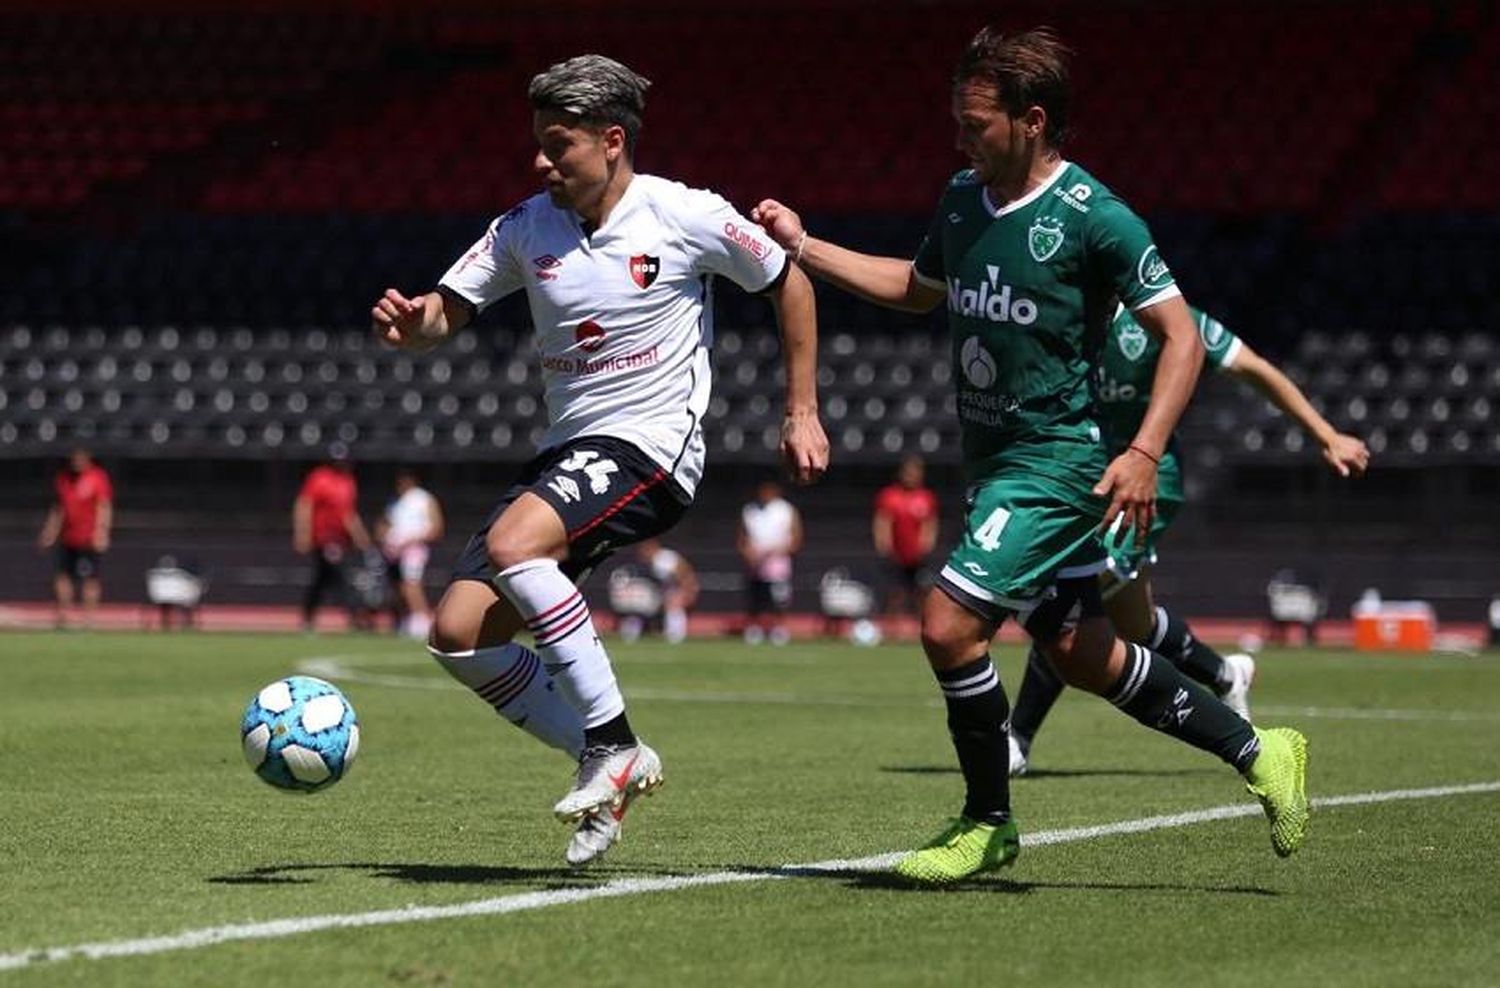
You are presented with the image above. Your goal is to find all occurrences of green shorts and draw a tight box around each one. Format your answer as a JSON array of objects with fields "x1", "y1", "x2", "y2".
[
  {"x1": 936, "y1": 445, "x2": 1108, "y2": 627},
  {"x1": 1101, "y1": 446, "x2": 1184, "y2": 582}
]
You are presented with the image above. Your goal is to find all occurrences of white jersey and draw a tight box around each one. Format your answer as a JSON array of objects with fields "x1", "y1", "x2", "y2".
[
  {"x1": 439, "y1": 174, "x2": 788, "y2": 497},
  {"x1": 383, "y1": 486, "x2": 437, "y2": 550},
  {"x1": 742, "y1": 497, "x2": 798, "y2": 582},
  {"x1": 646, "y1": 547, "x2": 683, "y2": 587}
]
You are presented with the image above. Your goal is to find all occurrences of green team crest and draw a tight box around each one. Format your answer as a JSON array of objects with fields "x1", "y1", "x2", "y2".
[
  {"x1": 1028, "y1": 216, "x2": 1066, "y2": 262},
  {"x1": 1117, "y1": 321, "x2": 1149, "y2": 361}
]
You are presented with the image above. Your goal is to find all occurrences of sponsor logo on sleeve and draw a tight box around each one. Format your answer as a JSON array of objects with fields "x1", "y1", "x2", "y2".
[
  {"x1": 1136, "y1": 245, "x2": 1174, "y2": 291},
  {"x1": 1027, "y1": 216, "x2": 1066, "y2": 262},
  {"x1": 723, "y1": 222, "x2": 772, "y2": 262},
  {"x1": 1202, "y1": 317, "x2": 1225, "y2": 347},
  {"x1": 628, "y1": 254, "x2": 660, "y2": 289}
]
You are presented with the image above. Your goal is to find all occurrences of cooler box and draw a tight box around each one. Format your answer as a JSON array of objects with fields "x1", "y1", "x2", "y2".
[{"x1": 1353, "y1": 602, "x2": 1435, "y2": 652}]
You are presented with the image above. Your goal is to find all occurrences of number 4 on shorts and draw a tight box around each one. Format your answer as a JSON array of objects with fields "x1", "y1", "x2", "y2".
[{"x1": 975, "y1": 506, "x2": 1011, "y2": 552}]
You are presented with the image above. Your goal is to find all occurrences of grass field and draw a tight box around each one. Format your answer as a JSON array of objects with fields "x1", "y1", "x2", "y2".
[{"x1": 3, "y1": 631, "x2": 1499, "y2": 986}]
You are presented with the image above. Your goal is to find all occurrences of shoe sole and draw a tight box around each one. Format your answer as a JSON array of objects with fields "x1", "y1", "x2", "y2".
[
  {"x1": 555, "y1": 768, "x2": 665, "y2": 824},
  {"x1": 893, "y1": 849, "x2": 1018, "y2": 886},
  {"x1": 1273, "y1": 729, "x2": 1309, "y2": 858}
]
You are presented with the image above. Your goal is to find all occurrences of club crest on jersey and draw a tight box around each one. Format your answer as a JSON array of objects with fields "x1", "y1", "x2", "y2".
[
  {"x1": 575, "y1": 320, "x2": 606, "y2": 353},
  {"x1": 629, "y1": 254, "x2": 660, "y2": 289},
  {"x1": 1117, "y1": 321, "x2": 1149, "y2": 362},
  {"x1": 1028, "y1": 216, "x2": 1066, "y2": 262}
]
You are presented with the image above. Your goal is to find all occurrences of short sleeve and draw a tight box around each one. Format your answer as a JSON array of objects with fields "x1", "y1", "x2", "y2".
[
  {"x1": 1085, "y1": 198, "x2": 1181, "y2": 312},
  {"x1": 1195, "y1": 308, "x2": 1244, "y2": 371},
  {"x1": 678, "y1": 190, "x2": 787, "y2": 292},
  {"x1": 911, "y1": 207, "x2": 947, "y2": 290},
  {"x1": 438, "y1": 206, "x2": 527, "y2": 313}
]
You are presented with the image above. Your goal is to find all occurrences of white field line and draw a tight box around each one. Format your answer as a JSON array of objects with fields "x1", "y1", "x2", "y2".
[
  {"x1": 300, "y1": 655, "x2": 1500, "y2": 721},
  {"x1": 4, "y1": 780, "x2": 1499, "y2": 972}
]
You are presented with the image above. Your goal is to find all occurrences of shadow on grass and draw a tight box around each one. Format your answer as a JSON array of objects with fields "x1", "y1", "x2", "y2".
[
  {"x1": 207, "y1": 861, "x2": 685, "y2": 889},
  {"x1": 752, "y1": 865, "x2": 1277, "y2": 897},
  {"x1": 882, "y1": 765, "x2": 1219, "y2": 780}
]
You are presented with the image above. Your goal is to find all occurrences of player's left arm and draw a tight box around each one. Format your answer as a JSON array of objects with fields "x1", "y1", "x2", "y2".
[
  {"x1": 345, "y1": 511, "x2": 373, "y2": 552},
  {"x1": 766, "y1": 262, "x2": 830, "y2": 486},
  {"x1": 787, "y1": 507, "x2": 805, "y2": 555},
  {"x1": 1225, "y1": 343, "x2": 1370, "y2": 477},
  {"x1": 1094, "y1": 295, "x2": 1203, "y2": 542},
  {"x1": 674, "y1": 556, "x2": 700, "y2": 609},
  {"x1": 426, "y1": 496, "x2": 446, "y2": 544}
]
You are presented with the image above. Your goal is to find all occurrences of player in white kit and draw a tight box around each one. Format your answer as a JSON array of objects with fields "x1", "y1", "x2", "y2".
[
  {"x1": 371, "y1": 55, "x2": 829, "y2": 866},
  {"x1": 737, "y1": 479, "x2": 803, "y2": 645},
  {"x1": 378, "y1": 468, "x2": 444, "y2": 639}
]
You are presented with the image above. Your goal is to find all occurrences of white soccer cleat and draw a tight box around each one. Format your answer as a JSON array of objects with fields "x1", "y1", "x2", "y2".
[
  {"x1": 553, "y1": 741, "x2": 664, "y2": 823},
  {"x1": 1222, "y1": 652, "x2": 1257, "y2": 722},
  {"x1": 1007, "y1": 733, "x2": 1029, "y2": 777},
  {"x1": 567, "y1": 803, "x2": 625, "y2": 867}
]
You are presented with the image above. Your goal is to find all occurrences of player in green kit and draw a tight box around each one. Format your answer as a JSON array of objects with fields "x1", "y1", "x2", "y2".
[
  {"x1": 1008, "y1": 305, "x2": 1370, "y2": 774},
  {"x1": 754, "y1": 26, "x2": 1308, "y2": 883}
]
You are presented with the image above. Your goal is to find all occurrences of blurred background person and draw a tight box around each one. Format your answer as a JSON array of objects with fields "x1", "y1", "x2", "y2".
[
  {"x1": 614, "y1": 538, "x2": 699, "y2": 644},
  {"x1": 377, "y1": 467, "x2": 444, "y2": 639},
  {"x1": 872, "y1": 455, "x2": 939, "y2": 618},
  {"x1": 738, "y1": 479, "x2": 802, "y2": 645},
  {"x1": 292, "y1": 444, "x2": 372, "y2": 632},
  {"x1": 36, "y1": 448, "x2": 113, "y2": 629}
]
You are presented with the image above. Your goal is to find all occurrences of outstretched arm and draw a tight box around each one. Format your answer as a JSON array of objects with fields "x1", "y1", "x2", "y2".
[
  {"x1": 767, "y1": 263, "x2": 830, "y2": 485},
  {"x1": 753, "y1": 199, "x2": 944, "y2": 313},
  {"x1": 371, "y1": 289, "x2": 472, "y2": 352},
  {"x1": 1226, "y1": 344, "x2": 1370, "y2": 477}
]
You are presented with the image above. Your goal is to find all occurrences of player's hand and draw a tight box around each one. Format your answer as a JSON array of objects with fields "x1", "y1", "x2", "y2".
[
  {"x1": 293, "y1": 533, "x2": 311, "y2": 555},
  {"x1": 1093, "y1": 448, "x2": 1159, "y2": 547},
  {"x1": 751, "y1": 199, "x2": 806, "y2": 252},
  {"x1": 371, "y1": 289, "x2": 434, "y2": 350},
  {"x1": 94, "y1": 533, "x2": 109, "y2": 553},
  {"x1": 1322, "y1": 432, "x2": 1370, "y2": 477},
  {"x1": 781, "y1": 409, "x2": 829, "y2": 485}
]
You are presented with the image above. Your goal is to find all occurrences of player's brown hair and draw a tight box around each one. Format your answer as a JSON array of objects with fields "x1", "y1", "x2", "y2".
[{"x1": 954, "y1": 26, "x2": 1073, "y2": 148}]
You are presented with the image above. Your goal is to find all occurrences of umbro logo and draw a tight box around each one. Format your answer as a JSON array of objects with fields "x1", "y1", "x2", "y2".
[{"x1": 948, "y1": 212, "x2": 964, "y2": 224}]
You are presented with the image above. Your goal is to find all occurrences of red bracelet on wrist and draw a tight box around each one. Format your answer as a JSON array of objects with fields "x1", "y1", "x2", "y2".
[{"x1": 1127, "y1": 444, "x2": 1161, "y2": 465}]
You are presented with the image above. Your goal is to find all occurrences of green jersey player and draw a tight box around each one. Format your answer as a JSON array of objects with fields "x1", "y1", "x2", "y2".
[
  {"x1": 1008, "y1": 304, "x2": 1369, "y2": 773},
  {"x1": 755, "y1": 26, "x2": 1309, "y2": 883}
]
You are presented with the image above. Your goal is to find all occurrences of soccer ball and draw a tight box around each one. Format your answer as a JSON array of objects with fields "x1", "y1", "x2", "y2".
[
  {"x1": 960, "y1": 335, "x2": 997, "y2": 389},
  {"x1": 240, "y1": 675, "x2": 360, "y2": 792}
]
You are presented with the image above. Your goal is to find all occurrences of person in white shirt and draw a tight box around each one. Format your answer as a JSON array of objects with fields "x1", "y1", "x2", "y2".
[
  {"x1": 370, "y1": 54, "x2": 828, "y2": 867},
  {"x1": 613, "y1": 537, "x2": 698, "y2": 644},
  {"x1": 737, "y1": 479, "x2": 803, "y2": 646},
  {"x1": 377, "y1": 468, "x2": 444, "y2": 640}
]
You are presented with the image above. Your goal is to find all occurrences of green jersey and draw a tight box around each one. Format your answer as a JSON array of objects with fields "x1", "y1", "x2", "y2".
[
  {"x1": 1094, "y1": 304, "x2": 1243, "y2": 453},
  {"x1": 913, "y1": 161, "x2": 1180, "y2": 478}
]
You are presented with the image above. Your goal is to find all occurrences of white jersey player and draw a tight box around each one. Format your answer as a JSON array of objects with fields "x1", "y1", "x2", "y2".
[
  {"x1": 737, "y1": 480, "x2": 803, "y2": 645},
  {"x1": 370, "y1": 55, "x2": 829, "y2": 867},
  {"x1": 378, "y1": 468, "x2": 443, "y2": 639}
]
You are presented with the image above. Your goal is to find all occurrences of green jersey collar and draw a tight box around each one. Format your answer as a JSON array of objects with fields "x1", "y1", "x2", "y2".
[{"x1": 981, "y1": 159, "x2": 1070, "y2": 219}]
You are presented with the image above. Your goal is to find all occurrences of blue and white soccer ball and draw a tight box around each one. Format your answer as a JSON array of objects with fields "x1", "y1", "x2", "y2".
[{"x1": 240, "y1": 676, "x2": 359, "y2": 792}]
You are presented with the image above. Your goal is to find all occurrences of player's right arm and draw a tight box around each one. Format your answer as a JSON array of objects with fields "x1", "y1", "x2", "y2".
[
  {"x1": 370, "y1": 289, "x2": 471, "y2": 352},
  {"x1": 752, "y1": 199, "x2": 944, "y2": 313},
  {"x1": 292, "y1": 494, "x2": 312, "y2": 555}
]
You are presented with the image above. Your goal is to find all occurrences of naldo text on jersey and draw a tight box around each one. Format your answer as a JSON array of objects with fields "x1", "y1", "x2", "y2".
[{"x1": 945, "y1": 266, "x2": 1039, "y2": 325}]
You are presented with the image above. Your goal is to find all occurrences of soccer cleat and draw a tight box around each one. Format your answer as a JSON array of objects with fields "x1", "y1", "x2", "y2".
[
  {"x1": 893, "y1": 816, "x2": 1020, "y2": 885},
  {"x1": 1222, "y1": 652, "x2": 1256, "y2": 722},
  {"x1": 567, "y1": 801, "x2": 626, "y2": 867},
  {"x1": 1007, "y1": 733, "x2": 1029, "y2": 777},
  {"x1": 553, "y1": 741, "x2": 663, "y2": 823},
  {"x1": 1244, "y1": 726, "x2": 1309, "y2": 857}
]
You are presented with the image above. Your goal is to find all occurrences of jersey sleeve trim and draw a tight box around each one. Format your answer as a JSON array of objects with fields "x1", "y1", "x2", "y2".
[
  {"x1": 754, "y1": 254, "x2": 792, "y2": 295},
  {"x1": 1215, "y1": 336, "x2": 1245, "y2": 371},
  {"x1": 435, "y1": 283, "x2": 479, "y2": 321},
  {"x1": 912, "y1": 265, "x2": 945, "y2": 291},
  {"x1": 1129, "y1": 284, "x2": 1183, "y2": 312}
]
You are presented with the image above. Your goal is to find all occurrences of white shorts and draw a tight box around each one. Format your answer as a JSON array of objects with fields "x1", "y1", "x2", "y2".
[{"x1": 391, "y1": 545, "x2": 430, "y2": 583}]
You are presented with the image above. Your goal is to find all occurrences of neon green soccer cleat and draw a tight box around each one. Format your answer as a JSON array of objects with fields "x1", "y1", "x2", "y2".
[
  {"x1": 1244, "y1": 726, "x2": 1309, "y2": 857},
  {"x1": 893, "y1": 816, "x2": 1020, "y2": 885}
]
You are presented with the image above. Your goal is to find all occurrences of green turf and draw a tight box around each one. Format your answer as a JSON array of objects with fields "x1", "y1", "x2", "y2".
[{"x1": 2, "y1": 632, "x2": 1498, "y2": 986}]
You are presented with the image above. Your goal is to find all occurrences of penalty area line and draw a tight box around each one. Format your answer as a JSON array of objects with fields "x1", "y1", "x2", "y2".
[{"x1": 3, "y1": 780, "x2": 1500, "y2": 972}]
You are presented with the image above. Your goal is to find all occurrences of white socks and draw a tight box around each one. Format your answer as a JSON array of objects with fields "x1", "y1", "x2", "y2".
[
  {"x1": 494, "y1": 559, "x2": 626, "y2": 729},
  {"x1": 428, "y1": 642, "x2": 583, "y2": 759}
]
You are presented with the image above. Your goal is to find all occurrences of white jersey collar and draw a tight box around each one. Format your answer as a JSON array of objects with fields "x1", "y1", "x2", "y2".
[{"x1": 981, "y1": 159, "x2": 1070, "y2": 218}]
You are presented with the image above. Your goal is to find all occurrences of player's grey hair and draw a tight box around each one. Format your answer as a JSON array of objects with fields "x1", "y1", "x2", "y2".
[{"x1": 529, "y1": 54, "x2": 652, "y2": 154}]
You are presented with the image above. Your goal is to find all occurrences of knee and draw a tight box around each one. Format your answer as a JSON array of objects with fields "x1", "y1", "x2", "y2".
[
  {"x1": 1042, "y1": 623, "x2": 1120, "y2": 694},
  {"x1": 428, "y1": 600, "x2": 484, "y2": 655}
]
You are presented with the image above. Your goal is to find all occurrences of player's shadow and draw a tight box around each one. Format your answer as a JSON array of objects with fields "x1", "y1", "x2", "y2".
[
  {"x1": 208, "y1": 861, "x2": 677, "y2": 890},
  {"x1": 881, "y1": 765, "x2": 1218, "y2": 780},
  {"x1": 760, "y1": 866, "x2": 1277, "y2": 897}
]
